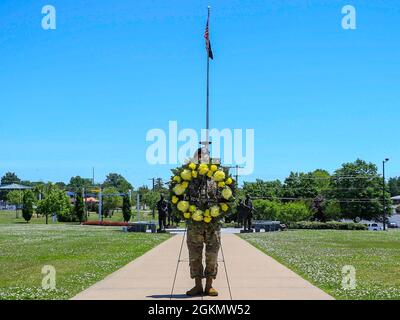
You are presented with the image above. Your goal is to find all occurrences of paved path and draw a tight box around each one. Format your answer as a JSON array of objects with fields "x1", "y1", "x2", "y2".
[{"x1": 72, "y1": 233, "x2": 333, "y2": 300}]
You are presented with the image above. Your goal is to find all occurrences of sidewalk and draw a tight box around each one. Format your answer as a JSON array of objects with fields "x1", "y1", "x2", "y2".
[{"x1": 72, "y1": 233, "x2": 334, "y2": 300}]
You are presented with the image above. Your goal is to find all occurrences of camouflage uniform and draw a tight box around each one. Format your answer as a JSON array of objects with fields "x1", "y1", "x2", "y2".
[{"x1": 187, "y1": 223, "x2": 221, "y2": 279}]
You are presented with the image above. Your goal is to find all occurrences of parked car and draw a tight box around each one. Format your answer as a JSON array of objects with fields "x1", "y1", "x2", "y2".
[
  {"x1": 367, "y1": 223, "x2": 383, "y2": 231},
  {"x1": 388, "y1": 222, "x2": 398, "y2": 228}
]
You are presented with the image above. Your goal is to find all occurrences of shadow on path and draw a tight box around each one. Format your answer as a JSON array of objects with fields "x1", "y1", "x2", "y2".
[{"x1": 146, "y1": 294, "x2": 193, "y2": 299}]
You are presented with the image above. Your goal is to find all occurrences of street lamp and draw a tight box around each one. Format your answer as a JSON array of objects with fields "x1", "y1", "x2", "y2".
[{"x1": 382, "y1": 158, "x2": 389, "y2": 231}]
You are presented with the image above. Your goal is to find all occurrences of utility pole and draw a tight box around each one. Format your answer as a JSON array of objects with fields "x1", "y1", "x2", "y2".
[
  {"x1": 148, "y1": 178, "x2": 155, "y2": 191},
  {"x1": 137, "y1": 193, "x2": 141, "y2": 222},
  {"x1": 82, "y1": 187, "x2": 88, "y2": 221},
  {"x1": 98, "y1": 188, "x2": 103, "y2": 222},
  {"x1": 382, "y1": 158, "x2": 389, "y2": 231},
  {"x1": 92, "y1": 167, "x2": 95, "y2": 185},
  {"x1": 128, "y1": 189, "x2": 132, "y2": 222}
]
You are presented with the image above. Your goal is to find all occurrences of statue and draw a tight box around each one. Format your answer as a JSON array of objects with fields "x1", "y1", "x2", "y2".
[
  {"x1": 243, "y1": 194, "x2": 254, "y2": 232},
  {"x1": 156, "y1": 195, "x2": 168, "y2": 233}
]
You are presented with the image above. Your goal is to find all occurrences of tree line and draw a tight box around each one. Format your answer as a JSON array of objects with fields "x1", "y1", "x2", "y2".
[{"x1": 242, "y1": 159, "x2": 396, "y2": 223}]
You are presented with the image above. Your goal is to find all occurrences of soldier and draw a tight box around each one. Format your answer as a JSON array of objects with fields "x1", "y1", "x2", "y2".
[
  {"x1": 186, "y1": 223, "x2": 220, "y2": 296},
  {"x1": 156, "y1": 195, "x2": 167, "y2": 232},
  {"x1": 243, "y1": 194, "x2": 253, "y2": 232},
  {"x1": 186, "y1": 147, "x2": 220, "y2": 297}
]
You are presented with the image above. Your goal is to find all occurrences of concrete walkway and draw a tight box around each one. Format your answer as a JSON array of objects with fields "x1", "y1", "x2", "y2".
[{"x1": 72, "y1": 233, "x2": 333, "y2": 300}]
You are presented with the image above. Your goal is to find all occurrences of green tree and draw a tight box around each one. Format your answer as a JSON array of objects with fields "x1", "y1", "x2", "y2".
[
  {"x1": 279, "y1": 202, "x2": 312, "y2": 224},
  {"x1": 0, "y1": 172, "x2": 22, "y2": 200},
  {"x1": 36, "y1": 188, "x2": 72, "y2": 224},
  {"x1": 324, "y1": 201, "x2": 342, "y2": 221},
  {"x1": 102, "y1": 187, "x2": 122, "y2": 217},
  {"x1": 143, "y1": 191, "x2": 160, "y2": 212},
  {"x1": 1, "y1": 172, "x2": 21, "y2": 185},
  {"x1": 68, "y1": 176, "x2": 93, "y2": 193},
  {"x1": 388, "y1": 177, "x2": 400, "y2": 197},
  {"x1": 242, "y1": 179, "x2": 282, "y2": 199},
  {"x1": 74, "y1": 192, "x2": 85, "y2": 222},
  {"x1": 252, "y1": 199, "x2": 281, "y2": 220},
  {"x1": 252, "y1": 199, "x2": 312, "y2": 223},
  {"x1": 7, "y1": 190, "x2": 24, "y2": 218},
  {"x1": 282, "y1": 170, "x2": 330, "y2": 200},
  {"x1": 122, "y1": 194, "x2": 132, "y2": 222},
  {"x1": 330, "y1": 159, "x2": 390, "y2": 221},
  {"x1": 22, "y1": 190, "x2": 35, "y2": 223},
  {"x1": 103, "y1": 173, "x2": 132, "y2": 193}
]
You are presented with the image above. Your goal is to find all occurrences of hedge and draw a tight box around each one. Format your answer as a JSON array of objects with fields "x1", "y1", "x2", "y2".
[{"x1": 287, "y1": 221, "x2": 367, "y2": 230}]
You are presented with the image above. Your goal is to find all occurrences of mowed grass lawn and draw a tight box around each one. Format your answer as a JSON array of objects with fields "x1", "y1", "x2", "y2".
[
  {"x1": 0, "y1": 212, "x2": 170, "y2": 300},
  {"x1": 241, "y1": 230, "x2": 400, "y2": 300}
]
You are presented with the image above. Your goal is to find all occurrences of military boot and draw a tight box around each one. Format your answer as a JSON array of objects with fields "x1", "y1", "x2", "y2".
[
  {"x1": 186, "y1": 278, "x2": 203, "y2": 296},
  {"x1": 204, "y1": 277, "x2": 218, "y2": 296}
]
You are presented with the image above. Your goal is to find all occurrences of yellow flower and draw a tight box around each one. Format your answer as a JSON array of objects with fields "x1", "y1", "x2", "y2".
[
  {"x1": 218, "y1": 181, "x2": 225, "y2": 188},
  {"x1": 192, "y1": 170, "x2": 198, "y2": 178},
  {"x1": 198, "y1": 163, "x2": 209, "y2": 175},
  {"x1": 210, "y1": 205, "x2": 220, "y2": 217},
  {"x1": 225, "y1": 177, "x2": 233, "y2": 185},
  {"x1": 180, "y1": 169, "x2": 192, "y2": 181},
  {"x1": 177, "y1": 201, "x2": 189, "y2": 213},
  {"x1": 222, "y1": 186, "x2": 233, "y2": 200},
  {"x1": 183, "y1": 212, "x2": 191, "y2": 219},
  {"x1": 173, "y1": 184, "x2": 186, "y2": 196},
  {"x1": 207, "y1": 170, "x2": 213, "y2": 178},
  {"x1": 210, "y1": 164, "x2": 218, "y2": 172},
  {"x1": 173, "y1": 175, "x2": 181, "y2": 183},
  {"x1": 213, "y1": 170, "x2": 226, "y2": 182},
  {"x1": 181, "y1": 181, "x2": 189, "y2": 188},
  {"x1": 204, "y1": 216, "x2": 212, "y2": 223},
  {"x1": 171, "y1": 196, "x2": 179, "y2": 204},
  {"x1": 192, "y1": 210, "x2": 203, "y2": 222},
  {"x1": 188, "y1": 162, "x2": 197, "y2": 170},
  {"x1": 189, "y1": 205, "x2": 196, "y2": 213},
  {"x1": 204, "y1": 209, "x2": 210, "y2": 217},
  {"x1": 220, "y1": 203, "x2": 229, "y2": 212}
]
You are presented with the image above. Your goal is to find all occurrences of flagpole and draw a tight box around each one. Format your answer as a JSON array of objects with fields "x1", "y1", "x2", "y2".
[{"x1": 205, "y1": 6, "x2": 211, "y2": 152}]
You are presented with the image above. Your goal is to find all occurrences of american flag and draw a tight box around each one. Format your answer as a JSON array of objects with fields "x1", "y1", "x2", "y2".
[{"x1": 204, "y1": 14, "x2": 214, "y2": 60}]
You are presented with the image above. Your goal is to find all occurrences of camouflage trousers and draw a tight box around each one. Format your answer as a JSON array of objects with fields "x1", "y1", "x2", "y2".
[{"x1": 186, "y1": 224, "x2": 221, "y2": 279}]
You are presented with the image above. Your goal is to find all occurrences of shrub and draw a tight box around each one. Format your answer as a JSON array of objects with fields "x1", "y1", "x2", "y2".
[
  {"x1": 280, "y1": 202, "x2": 312, "y2": 224},
  {"x1": 22, "y1": 190, "x2": 35, "y2": 222},
  {"x1": 252, "y1": 200, "x2": 312, "y2": 223},
  {"x1": 122, "y1": 194, "x2": 132, "y2": 222},
  {"x1": 253, "y1": 200, "x2": 280, "y2": 220},
  {"x1": 74, "y1": 192, "x2": 85, "y2": 222},
  {"x1": 287, "y1": 221, "x2": 367, "y2": 230}
]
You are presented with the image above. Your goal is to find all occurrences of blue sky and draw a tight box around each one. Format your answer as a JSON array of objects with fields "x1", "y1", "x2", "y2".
[{"x1": 0, "y1": 0, "x2": 399, "y2": 188}]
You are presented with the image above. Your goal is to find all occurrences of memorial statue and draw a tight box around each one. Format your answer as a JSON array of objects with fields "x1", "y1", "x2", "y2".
[
  {"x1": 156, "y1": 195, "x2": 168, "y2": 232},
  {"x1": 243, "y1": 194, "x2": 254, "y2": 232}
]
